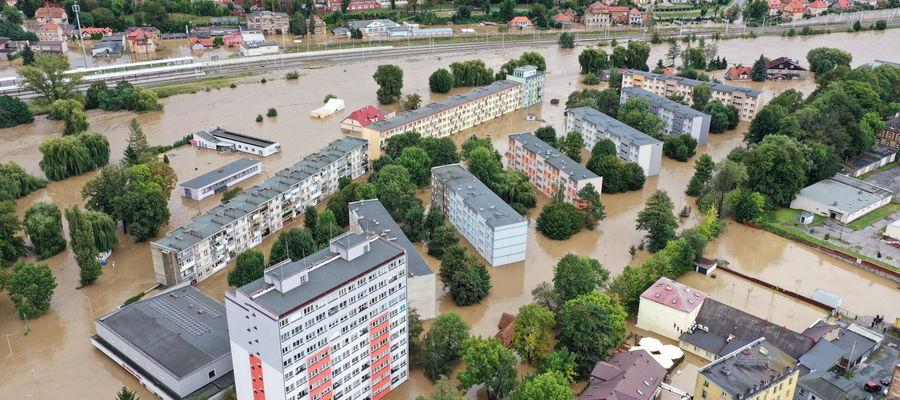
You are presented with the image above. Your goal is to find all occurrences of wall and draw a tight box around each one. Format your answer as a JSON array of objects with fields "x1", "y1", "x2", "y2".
[
  {"x1": 407, "y1": 274, "x2": 437, "y2": 320},
  {"x1": 636, "y1": 297, "x2": 698, "y2": 341},
  {"x1": 491, "y1": 221, "x2": 528, "y2": 266}
]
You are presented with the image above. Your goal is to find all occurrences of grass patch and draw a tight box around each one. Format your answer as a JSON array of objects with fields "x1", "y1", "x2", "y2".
[
  {"x1": 843, "y1": 371, "x2": 855, "y2": 379},
  {"x1": 150, "y1": 75, "x2": 252, "y2": 98},
  {"x1": 28, "y1": 102, "x2": 51, "y2": 115},
  {"x1": 773, "y1": 208, "x2": 825, "y2": 226},
  {"x1": 857, "y1": 161, "x2": 897, "y2": 180},
  {"x1": 761, "y1": 221, "x2": 900, "y2": 273},
  {"x1": 847, "y1": 203, "x2": 900, "y2": 230}
]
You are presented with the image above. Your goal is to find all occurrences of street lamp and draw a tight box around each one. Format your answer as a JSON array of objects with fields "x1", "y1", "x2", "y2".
[
  {"x1": 5, "y1": 333, "x2": 12, "y2": 357},
  {"x1": 72, "y1": 4, "x2": 89, "y2": 68}
]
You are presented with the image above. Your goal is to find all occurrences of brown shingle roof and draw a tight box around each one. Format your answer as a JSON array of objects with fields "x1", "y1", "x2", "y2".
[{"x1": 579, "y1": 350, "x2": 667, "y2": 400}]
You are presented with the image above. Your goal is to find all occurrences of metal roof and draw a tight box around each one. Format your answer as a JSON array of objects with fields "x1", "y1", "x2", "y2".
[
  {"x1": 621, "y1": 86, "x2": 710, "y2": 119},
  {"x1": 795, "y1": 174, "x2": 893, "y2": 216},
  {"x1": 699, "y1": 339, "x2": 798, "y2": 398},
  {"x1": 625, "y1": 69, "x2": 763, "y2": 97},
  {"x1": 348, "y1": 199, "x2": 433, "y2": 278},
  {"x1": 180, "y1": 158, "x2": 261, "y2": 190},
  {"x1": 431, "y1": 164, "x2": 526, "y2": 228},
  {"x1": 798, "y1": 339, "x2": 846, "y2": 372},
  {"x1": 566, "y1": 107, "x2": 662, "y2": 146},
  {"x1": 509, "y1": 132, "x2": 600, "y2": 182}
]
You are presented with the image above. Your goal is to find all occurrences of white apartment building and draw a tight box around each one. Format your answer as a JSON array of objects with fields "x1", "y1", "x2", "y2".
[
  {"x1": 565, "y1": 107, "x2": 663, "y2": 176},
  {"x1": 431, "y1": 164, "x2": 528, "y2": 267},
  {"x1": 179, "y1": 158, "x2": 262, "y2": 200},
  {"x1": 620, "y1": 86, "x2": 712, "y2": 145},
  {"x1": 151, "y1": 137, "x2": 369, "y2": 286},
  {"x1": 194, "y1": 126, "x2": 282, "y2": 157},
  {"x1": 506, "y1": 132, "x2": 604, "y2": 205},
  {"x1": 225, "y1": 232, "x2": 409, "y2": 400},
  {"x1": 621, "y1": 69, "x2": 763, "y2": 121}
]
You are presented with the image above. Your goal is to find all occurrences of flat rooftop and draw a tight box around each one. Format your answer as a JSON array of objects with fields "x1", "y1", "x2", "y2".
[
  {"x1": 348, "y1": 199, "x2": 433, "y2": 278},
  {"x1": 200, "y1": 126, "x2": 278, "y2": 148},
  {"x1": 566, "y1": 107, "x2": 661, "y2": 146},
  {"x1": 622, "y1": 86, "x2": 710, "y2": 119},
  {"x1": 96, "y1": 285, "x2": 230, "y2": 378},
  {"x1": 795, "y1": 174, "x2": 893, "y2": 215},
  {"x1": 431, "y1": 164, "x2": 526, "y2": 228},
  {"x1": 699, "y1": 339, "x2": 798, "y2": 398},
  {"x1": 180, "y1": 158, "x2": 261, "y2": 190},
  {"x1": 509, "y1": 132, "x2": 600, "y2": 182},
  {"x1": 639, "y1": 277, "x2": 707, "y2": 313},
  {"x1": 625, "y1": 69, "x2": 763, "y2": 97}
]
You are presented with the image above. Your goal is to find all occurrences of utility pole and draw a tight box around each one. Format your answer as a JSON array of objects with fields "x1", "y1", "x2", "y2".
[
  {"x1": 72, "y1": 4, "x2": 89, "y2": 68},
  {"x1": 5, "y1": 334, "x2": 12, "y2": 357}
]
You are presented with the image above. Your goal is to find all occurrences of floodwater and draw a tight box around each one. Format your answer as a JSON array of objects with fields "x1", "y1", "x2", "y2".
[{"x1": 1, "y1": 29, "x2": 899, "y2": 400}]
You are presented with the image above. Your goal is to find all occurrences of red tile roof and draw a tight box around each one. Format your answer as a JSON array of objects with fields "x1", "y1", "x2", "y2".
[
  {"x1": 767, "y1": 0, "x2": 782, "y2": 8},
  {"x1": 833, "y1": 0, "x2": 850, "y2": 8},
  {"x1": 509, "y1": 16, "x2": 534, "y2": 25},
  {"x1": 608, "y1": 6, "x2": 629, "y2": 12},
  {"x1": 639, "y1": 277, "x2": 707, "y2": 313},
  {"x1": 629, "y1": 7, "x2": 641, "y2": 14},
  {"x1": 808, "y1": 0, "x2": 827, "y2": 7},
  {"x1": 495, "y1": 312, "x2": 516, "y2": 348},
  {"x1": 580, "y1": 350, "x2": 667, "y2": 400},
  {"x1": 782, "y1": 0, "x2": 808, "y2": 13},
  {"x1": 726, "y1": 66, "x2": 752, "y2": 80},
  {"x1": 38, "y1": 23, "x2": 60, "y2": 30},
  {"x1": 343, "y1": 105, "x2": 388, "y2": 127},
  {"x1": 553, "y1": 13, "x2": 573, "y2": 22},
  {"x1": 35, "y1": 7, "x2": 66, "y2": 19}
]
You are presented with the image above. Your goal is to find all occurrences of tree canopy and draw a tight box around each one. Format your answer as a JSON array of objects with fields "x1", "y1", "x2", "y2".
[
  {"x1": 457, "y1": 337, "x2": 518, "y2": 400},
  {"x1": 636, "y1": 189, "x2": 678, "y2": 252},
  {"x1": 557, "y1": 291, "x2": 627, "y2": 375},
  {"x1": 5, "y1": 261, "x2": 57, "y2": 319},
  {"x1": 422, "y1": 312, "x2": 471, "y2": 381},
  {"x1": 228, "y1": 250, "x2": 266, "y2": 287}
]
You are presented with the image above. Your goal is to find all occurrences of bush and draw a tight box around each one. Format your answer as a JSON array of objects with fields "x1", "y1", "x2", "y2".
[
  {"x1": 256, "y1": 114, "x2": 264, "y2": 122},
  {"x1": 582, "y1": 73, "x2": 601, "y2": 85},
  {"x1": 875, "y1": 20, "x2": 887, "y2": 30},
  {"x1": 261, "y1": 78, "x2": 267, "y2": 83},
  {"x1": 285, "y1": 71, "x2": 300, "y2": 80},
  {"x1": 229, "y1": 83, "x2": 237, "y2": 88},
  {"x1": 267, "y1": 108, "x2": 278, "y2": 117},
  {"x1": 0, "y1": 95, "x2": 35, "y2": 128},
  {"x1": 536, "y1": 202, "x2": 583, "y2": 240},
  {"x1": 662, "y1": 135, "x2": 698, "y2": 161}
]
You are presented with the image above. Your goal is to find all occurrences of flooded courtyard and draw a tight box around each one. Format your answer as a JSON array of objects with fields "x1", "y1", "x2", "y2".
[{"x1": 1, "y1": 29, "x2": 899, "y2": 399}]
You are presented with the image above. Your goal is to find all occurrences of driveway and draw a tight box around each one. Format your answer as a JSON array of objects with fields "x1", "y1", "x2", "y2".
[
  {"x1": 864, "y1": 166, "x2": 900, "y2": 200},
  {"x1": 795, "y1": 212, "x2": 900, "y2": 267}
]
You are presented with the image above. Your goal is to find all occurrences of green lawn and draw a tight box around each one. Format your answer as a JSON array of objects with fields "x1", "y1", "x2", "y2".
[
  {"x1": 773, "y1": 208, "x2": 825, "y2": 226},
  {"x1": 856, "y1": 162, "x2": 897, "y2": 180},
  {"x1": 847, "y1": 203, "x2": 900, "y2": 230}
]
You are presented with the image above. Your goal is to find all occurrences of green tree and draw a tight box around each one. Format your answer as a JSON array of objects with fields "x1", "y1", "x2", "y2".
[
  {"x1": 83, "y1": 209, "x2": 117, "y2": 251},
  {"x1": 227, "y1": 250, "x2": 265, "y2": 287},
  {"x1": 115, "y1": 386, "x2": 140, "y2": 400},
  {"x1": 703, "y1": 100, "x2": 736, "y2": 133},
  {"x1": 24, "y1": 202, "x2": 66, "y2": 260},
  {"x1": 582, "y1": 73, "x2": 601, "y2": 85},
  {"x1": 742, "y1": 0, "x2": 768, "y2": 21},
  {"x1": 509, "y1": 372, "x2": 575, "y2": 400},
  {"x1": 20, "y1": 44, "x2": 35, "y2": 65},
  {"x1": 396, "y1": 146, "x2": 432, "y2": 187},
  {"x1": 751, "y1": 54, "x2": 767, "y2": 81},
  {"x1": 535, "y1": 126, "x2": 557, "y2": 146},
  {"x1": 421, "y1": 137, "x2": 460, "y2": 168},
  {"x1": 743, "y1": 135, "x2": 811, "y2": 207},
  {"x1": 50, "y1": 99, "x2": 90, "y2": 135},
  {"x1": 17, "y1": 54, "x2": 82, "y2": 104},
  {"x1": 511, "y1": 304, "x2": 555, "y2": 364},
  {"x1": 0, "y1": 162, "x2": 47, "y2": 200},
  {"x1": 0, "y1": 95, "x2": 35, "y2": 128},
  {"x1": 439, "y1": 245, "x2": 469, "y2": 284},
  {"x1": 625, "y1": 40, "x2": 651, "y2": 71},
  {"x1": 403, "y1": 93, "x2": 422, "y2": 111},
  {"x1": 557, "y1": 291, "x2": 627, "y2": 375},
  {"x1": 539, "y1": 348, "x2": 577, "y2": 383},
  {"x1": 415, "y1": 377, "x2": 464, "y2": 400},
  {"x1": 221, "y1": 186, "x2": 243, "y2": 203},
  {"x1": 619, "y1": 98, "x2": 664, "y2": 136},
  {"x1": 124, "y1": 119, "x2": 151, "y2": 165},
  {"x1": 691, "y1": 83, "x2": 711, "y2": 109},
  {"x1": 558, "y1": 32, "x2": 574, "y2": 49},
  {"x1": 422, "y1": 312, "x2": 471, "y2": 382},
  {"x1": 302, "y1": 206, "x2": 318, "y2": 231},
  {"x1": 313, "y1": 209, "x2": 341, "y2": 246},
  {"x1": 745, "y1": 104, "x2": 786, "y2": 144},
  {"x1": 685, "y1": 154, "x2": 714, "y2": 196},
  {"x1": 492, "y1": 170, "x2": 537, "y2": 212},
  {"x1": 852, "y1": 20, "x2": 861, "y2": 31},
  {"x1": 373, "y1": 64, "x2": 403, "y2": 104},
  {"x1": 2, "y1": 5, "x2": 24, "y2": 24},
  {"x1": 269, "y1": 228, "x2": 315, "y2": 265},
  {"x1": 663, "y1": 135, "x2": 698, "y2": 161},
  {"x1": 385, "y1": 131, "x2": 423, "y2": 159},
  {"x1": 536, "y1": 202, "x2": 583, "y2": 240},
  {"x1": 706, "y1": 158, "x2": 748, "y2": 212},
  {"x1": 559, "y1": 131, "x2": 585, "y2": 162},
  {"x1": 402, "y1": 204, "x2": 427, "y2": 242},
  {"x1": 65, "y1": 206, "x2": 103, "y2": 286},
  {"x1": 682, "y1": 46, "x2": 707, "y2": 69},
  {"x1": 610, "y1": 45, "x2": 628, "y2": 68},
  {"x1": 664, "y1": 40, "x2": 680, "y2": 67},
  {"x1": 449, "y1": 257, "x2": 491, "y2": 306},
  {"x1": 875, "y1": 20, "x2": 887, "y2": 30},
  {"x1": 429, "y1": 68, "x2": 455, "y2": 93},
  {"x1": 457, "y1": 337, "x2": 518, "y2": 400},
  {"x1": 635, "y1": 189, "x2": 678, "y2": 252},
  {"x1": 450, "y1": 60, "x2": 495, "y2": 87},
  {"x1": 578, "y1": 48, "x2": 609, "y2": 75},
  {"x1": 553, "y1": 253, "x2": 609, "y2": 304},
  {"x1": 466, "y1": 146, "x2": 502, "y2": 183},
  {"x1": 577, "y1": 183, "x2": 605, "y2": 230},
  {"x1": 807, "y1": 47, "x2": 851, "y2": 75},
  {"x1": 0, "y1": 201, "x2": 25, "y2": 267},
  {"x1": 427, "y1": 225, "x2": 459, "y2": 258},
  {"x1": 725, "y1": 188, "x2": 765, "y2": 222},
  {"x1": 590, "y1": 139, "x2": 616, "y2": 159},
  {"x1": 5, "y1": 261, "x2": 57, "y2": 319}
]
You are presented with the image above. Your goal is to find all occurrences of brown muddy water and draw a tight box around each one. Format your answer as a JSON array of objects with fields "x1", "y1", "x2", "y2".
[{"x1": 1, "y1": 30, "x2": 899, "y2": 400}]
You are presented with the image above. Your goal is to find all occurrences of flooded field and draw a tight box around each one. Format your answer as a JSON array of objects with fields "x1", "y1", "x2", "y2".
[{"x1": 1, "y1": 30, "x2": 899, "y2": 399}]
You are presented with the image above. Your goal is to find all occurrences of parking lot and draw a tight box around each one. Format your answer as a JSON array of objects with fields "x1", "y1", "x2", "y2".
[{"x1": 864, "y1": 166, "x2": 900, "y2": 200}]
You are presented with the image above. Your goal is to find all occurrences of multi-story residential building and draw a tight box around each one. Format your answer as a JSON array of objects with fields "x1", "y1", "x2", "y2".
[
  {"x1": 695, "y1": 338, "x2": 799, "y2": 400},
  {"x1": 246, "y1": 11, "x2": 289, "y2": 34},
  {"x1": 506, "y1": 132, "x2": 604, "y2": 204},
  {"x1": 125, "y1": 27, "x2": 161, "y2": 54},
  {"x1": 878, "y1": 115, "x2": 900, "y2": 149},
  {"x1": 324, "y1": 0, "x2": 379, "y2": 11},
  {"x1": 636, "y1": 277, "x2": 708, "y2": 341},
  {"x1": 150, "y1": 137, "x2": 369, "y2": 286},
  {"x1": 621, "y1": 69, "x2": 764, "y2": 121},
  {"x1": 565, "y1": 106, "x2": 663, "y2": 176},
  {"x1": 193, "y1": 126, "x2": 282, "y2": 157},
  {"x1": 359, "y1": 66, "x2": 544, "y2": 159},
  {"x1": 308, "y1": 15, "x2": 327, "y2": 35},
  {"x1": 430, "y1": 164, "x2": 527, "y2": 267},
  {"x1": 34, "y1": 7, "x2": 68, "y2": 25},
  {"x1": 225, "y1": 232, "x2": 409, "y2": 400},
  {"x1": 34, "y1": 23, "x2": 65, "y2": 41},
  {"x1": 621, "y1": 86, "x2": 712, "y2": 145},
  {"x1": 348, "y1": 199, "x2": 437, "y2": 320},
  {"x1": 179, "y1": 158, "x2": 262, "y2": 201},
  {"x1": 583, "y1": 2, "x2": 630, "y2": 26}
]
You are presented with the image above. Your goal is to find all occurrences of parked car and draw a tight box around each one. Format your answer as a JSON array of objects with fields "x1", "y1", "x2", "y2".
[{"x1": 864, "y1": 382, "x2": 882, "y2": 393}]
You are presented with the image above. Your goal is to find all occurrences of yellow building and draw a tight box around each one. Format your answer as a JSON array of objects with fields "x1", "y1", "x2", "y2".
[
  {"x1": 636, "y1": 277, "x2": 707, "y2": 341},
  {"x1": 695, "y1": 338, "x2": 799, "y2": 400},
  {"x1": 622, "y1": 70, "x2": 764, "y2": 121}
]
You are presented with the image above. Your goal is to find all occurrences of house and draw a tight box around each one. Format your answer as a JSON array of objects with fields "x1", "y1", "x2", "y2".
[
  {"x1": 91, "y1": 284, "x2": 234, "y2": 400},
  {"x1": 579, "y1": 350, "x2": 666, "y2": 400},
  {"x1": 765, "y1": 57, "x2": 808, "y2": 80},
  {"x1": 782, "y1": 0, "x2": 809, "y2": 20},
  {"x1": 877, "y1": 115, "x2": 900, "y2": 149},
  {"x1": 323, "y1": 0, "x2": 379, "y2": 12},
  {"x1": 403, "y1": 20, "x2": 420, "y2": 29},
  {"x1": 222, "y1": 32, "x2": 243, "y2": 47},
  {"x1": 801, "y1": 320, "x2": 841, "y2": 343},
  {"x1": 628, "y1": 8, "x2": 643, "y2": 25},
  {"x1": 34, "y1": 23, "x2": 66, "y2": 42},
  {"x1": 767, "y1": 0, "x2": 783, "y2": 16},
  {"x1": 308, "y1": 15, "x2": 326, "y2": 35},
  {"x1": 92, "y1": 34, "x2": 124, "y2": 56},
  {"x1": 694, "y1": 257, "x2": 718, "y2": 275},
  {"x1": 34, "y1": 7, "x2": 68, "y2": 25},
  {"x1": 807, "y1": 0, "x2": 828, "y2": 14},
  {"x1": 627, "y1": 337, "x2": 685, "y2": 370},
  {"x1": 179, "y1": 158, "x2": 262, "y2": 201},
  {"x1": 508, "y1": 16, "x2": 534, "y2": 30},
  {"x1": 798, "y1": 339, "x2": 846, "y2": 373},
  {"x1": 636, "y1": 277, "x2": 708, "y2": 341},
  {"x1": 831, "y1": 323, "x2": 883, "y2": 369},
  {"x1": 679, "y1": 298, "x2": 815, "y2": 361},
  {"x1": 126, "y1": 27, "x2": 161, "y2": 54},
  {"x1": 31, "y1": 40, "x2": 67, "y2": 54},
  {"x1": 584, "y1": 2, "x2": 614, "y2": 26},
  {"x1": 239, "y1": 40, "x2": 278, "y2": 56},
  {"x1": 789, "y1": 174, "x2": 893, "y2": 224},
  {"x1": 188, "y1": 37, "x2": 214, "y2": 50},
  {"x1": 347, "y1": 19, "x2": 399, "y2": 33},
  {"x1": 724, "y1": 65, "x2": 752, "y2": 80},
  {"x1": 796, "y1": 371, "x2": 871, "y2": 400},
  {"x1": 553, "y1": 12, "x2": 574, "y2": 28},
  {"x1": 192, "y1": 126, "x2": 281, "y2": 157},
  {"x1": 80, "y1": 27, "x2": 112, "y2": 40},
  {"x1": 844, "y1": 145, "x2": 896, "y2": 177},
  {"x1": 695, "y1": 339, "x2": 799, "y2": 400},
  {"x1": 830, "y1": 0, "x2": 850, "y2": 9},
  {"x1": 340, "y1": 105, "x2": 393, "y2": 133},
  {"x1": 495, "y1": 313, "x2": 516, "y2": 348},
  {"x1": 332, "y1": 27, "x2": 350, "y2": 37},
  {"x1": 244, "y1": 11, "x2": 288, "y2": 34}
]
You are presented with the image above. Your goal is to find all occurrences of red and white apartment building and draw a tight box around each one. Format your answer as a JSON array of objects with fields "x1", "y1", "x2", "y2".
[
  {"x1": 506, "y1": 132, "x2": 604, "y2": 206},
  {"x1": 225, "y1": 232, "x2": 410, "y2": 400}
]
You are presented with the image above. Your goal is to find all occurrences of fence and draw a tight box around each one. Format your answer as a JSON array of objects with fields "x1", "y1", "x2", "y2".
[{"x1": 782, "y1": 8, "x2": 899, "y2": 26}]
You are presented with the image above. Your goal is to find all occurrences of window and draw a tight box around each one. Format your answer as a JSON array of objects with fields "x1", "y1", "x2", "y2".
[{"x1": 208, "y1": 370, "x2": 216, "y2": 379}]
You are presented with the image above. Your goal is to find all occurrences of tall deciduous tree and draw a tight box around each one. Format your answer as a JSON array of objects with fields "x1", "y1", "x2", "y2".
[
  {"x1": 65, "y1": 206, "x2": 103, "y2": 286},
  {"x1": 536, "y1": 201, "x2": 583, "y2": 240},
  {"x1": 553, "y1": 253, "x2": 609, "y2": 303},
  {"x1": 269, "y1": 228, "x2": 315, "y2": 265},
  {"x1": 5, "y1": 261, "x2": 57, "y2": 319},
  {"x1": 396, "y1": 146, "x2": 432, "y2": 187},
  {"x1": 228, "y1": 250, "x2": 266, "y2": 287},
  {"x1": 685, "y1": 154, "x2": 714, "y2": 196},
  {"x1": 635, "y1": 189, "x2": 678, "y2": 252},
  {"x1": 24, "y1": 202, "x2": 66, "y2": 260},
  {"x1": 313, "y1": 209, "x2": 341, "y2": 247},
  {"x1": 743, "y1": 135, "x2": 812, "y2": 207},
  {"x1": 466, "y1": 146, "x2": 502, "y2": 183},
  {"x1": 429, "y1": 68, "x2": 455, "y2": 93},
  {"x1": 415, "y1": 377, "x2": 464, "y2": 400},
  {"x1": 691, "y1": 83, "x2": 712, "y2": 109},
  {"x1": 427, "y1": 225, "x2": 459, "y2": 258},
  {"x1": 509, "y1": 372, "x2": 575, "y2": 400},
  {"x1": 577, "y1": 183, "x2": 605, "y2": 230},
  {"x1": 559, "y1": 131, "x2": 585, "y2": 162},
  {"x1": 535, "y1": 126, "x2": 557, "y2": 146},
  {"x1": 0, "y1": 162, "x2": 47, "y2": 200},
  {"x1": 373, "y1": 64, "x2": 403, "y2": 104},
  {"x1": 539, "y1": 348, "x2": 578, "y2": 383},
  {"x1": 50, "y1": 99, "x2": 89, "y2": 135},
  {"x1": 511, "y1": 304, "x2": 555, "y2": 364},
  {"x1": 0, "y1": 95, "x2": 35, "y2": 128},
  {"x1": 0, "y1": 201, "x2": 26, "y2": 267},
  {"x1": 457, "y1": 337, "x2": 518, "y2": 400},
  {"x1": 448, "y1": 256, "x2": 491, "y2": 306},
  {"x1": 17, "y1": 54, "x2": 82, "y2": 104},
  {"x1": 422, "y1": 312, "x2": 471, "y2": 382},
  {"x1": 557, "y1": 291, "x2": 627, "y2": 375},
  {"x1": 578, "y1": 48, "x2": 609, "y2": 74}
]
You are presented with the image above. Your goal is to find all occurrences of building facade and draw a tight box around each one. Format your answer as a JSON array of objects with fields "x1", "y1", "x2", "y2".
[
  {"x1": 179, "y1": 158, "x2": 262, "y2": 201},
  {"x1": 506, "y1": 132, "x2": 604, "y2": 205},
  {"x1": 431, "y1": 164, "x2": 528, "y2": 267},
  {"x1": 621, "y1": 69, "x2": 763, "y2": 121},
  {"x1": 35, "y1": 23, "x2": 65, "y2": 41},
  {"x1": 695, "y1": 338, "x2": 799, "y2": 400},
  {"x1": 878, "y1": 115, "x2": 900, "y2": 149},
  {"x1": 193, "y1": 126, "x2": 282, "y2": 157},
  {"x1": 505, "y1": 65, "x2": 544, "y2": 108},
  {"x1": 636, "y1": 277, "x2": 707, "y2": 341},
  {"x1": 565, "y1": 106, "x2": 663, "y2": 176},
  {"x1": 621, "y1": 86, "x2": 712, "y2": 145},
  {"x1": 225, "y1": 233, "x2": 410, "y2": 400},
  {"x1": 246, "y1": 11, "x2": 289, "y2": 34},
  {"x1": 34, "y1": 7, "x2": 68, "y2": 25},
  {"x1": 126, "y1": 27, "x2": 160, "y2": 54},
  {"x1": 150, "y1": 137, "x2": 369, "y2": 286},
  {"x1": 765, "y1": 57, "x2": 808, "y2": 80},
  {"x1": 789, "y1": 174, "x2": 893, "y2": 224}
]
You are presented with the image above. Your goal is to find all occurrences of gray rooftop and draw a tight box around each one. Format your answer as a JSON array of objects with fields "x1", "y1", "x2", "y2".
[
  {"x1": 625, "y1": 69, "x2": 763, "y2": 97},
  {"x1": 348, "y1": 199, "x2": 433, "y2": 278},
  {"x1": 699, "y1": 339, "x2": 798, "y2": 398},
  {"x1": 831, "y1": 324, "x2": 881, "y2": 361},
  {"x1": 242, "y1": 41, "x2": 278, "y2": 49},
  {"x1": 886, "y1": 115, "x2": 900, "y2": 131},
  {"x1": 798, "y1": 339, "x2": 846, "y2": 372},
  {"x1": 96, "y1": 285, "x2": 230, "y2": 378},
  {"x1": 200, "y1": 126, "x2": 277, "y2": 148},
  {"x1": 795, "y1": 174, "x2": 893, "y2": 216},
  {"x1": 348, "y1": 19, "x2": 399, "y2": 30},
  {"x1": 798, "y1": 371, "x2": 870, "y2": 400},
  {"x1": 180, "y1": 158, "x2": 261, "y2": 190},
  {"x1": 366, "y1": 80, "x2": 521, "y2": 132},
  {"x1": 566, "y1": 107, "x2": 662, "y2": 146},
  {"x1": 431, "y1": 164, "x2": 526, "y2": 228},
  {"x1": 154, "y1": 136, "x2": 368, "y2": 251},
  {"x1": 509, "y1": 132, "x2": 600, "y2": 182},
  {"x1": 237, "y1": 235, "x2": 405, "y2": 316},
  {"x1": 621, "y1": 86, "x2": 710, "y2": 119}
]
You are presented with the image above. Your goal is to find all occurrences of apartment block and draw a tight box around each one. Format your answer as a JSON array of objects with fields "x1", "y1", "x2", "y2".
[
  {"x1": 245, "y1": 11, "x2": 289, "y2": 34},
  {"x1": 358, "y1": 66, "x2": 544, "y2": 159},
  {"x1": 621, "y1": 86, "x2": 712, "y2": 145},
  {"x1": 179, "y1": 158, "x2": 262, "y2": 200},
  {"x1": 695, "y1": 338, "x2": 799, "y2": 400},
  {"x1": 506, "y1": 132, "x2": 604, "y2": 205},
  {"x1": 225, "y1": 232, "x2": 410, "y2": 400},
  {"x1": 150, "y1": 137, "x2": 369, "y2": 286},
  {"x1": 430, "y1": 164, "x2": 527, "y2": 267},
  {"x1": 621, "y1": 69, "x2": 763, "y2": 121},
  {"x1": 565, "y1": 107, "x2": 663, "y2": 176}
]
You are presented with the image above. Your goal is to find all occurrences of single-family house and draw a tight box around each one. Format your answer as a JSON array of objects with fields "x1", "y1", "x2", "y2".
[
  {"x1": 789, "y1": 174, "x2": 893, "y2": 224},
  {"x1": 495, "y1": 312, "x2": 516, "y2": 348},
  {"x1": 766, "y1": 56, "x2": 808, "y2": 80},
  {"x1": 34, "y1": 23, "x2": 66, "y2": 42},
  {"x1": 637, "y1": 277, "x2": 708, "y2": 341},
  {"x1": 508, "y1": 16, "x2": 534, "y2": 30},
  {"x1": 189, "y1": 37, "x2": 214, "y2": 50},
  {"x1": 553, "y1": 12, "x2": 574, "y2": 28},
  {"x1": 877, "y1": 115, "x2": 900, "y2": 149},
  {"x1": 782, "y1": 0, "x2": 809, "y2": 20},
  {"x1": 579, "y1": 350, "x2": 666, "y2": 400},
  {"x1": 831, "y1": 0, "x2": 850, "y2": 10},
  {"x1": 308, "y1": 15, "x2": 326, "y2": 35},
  {"x1": 332, "y1": 27, "x2": 350, "y2": 37},
  {"x1": 807, "y1": 0, "x2": 828, "y2": 14},
  {"x1": 340, "y1": 105, "x2": 394, "y2": 133},
  {"x1": 125, "y1": 27, "x2": 161, "y2": 54},
  {"x1": 80, "y1": 27, "x2": 112, "y2": 40},
  {"x1": 628, "y1": 8, "x2": 643, "y2": 25},
  {"x1": 34, "y1": 7, "x2": 68, "y2": 25}
]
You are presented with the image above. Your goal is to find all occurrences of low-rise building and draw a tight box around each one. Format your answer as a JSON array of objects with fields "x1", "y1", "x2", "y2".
[
  {"x1": 695, "y1": 338, "x2": 799, "y2": 400},
  {"x1": 843, "y1": 145, "x2": 896, "y2": 177},
  {"x1": 193, "y1": 126, "x2": 281, "y2": 157},
  {"x1": 506, "y1": 132, "x2": 604, "y2": 204},
  {"x1": 222, "y1": 31, "x2": 243, "y2": 47},
  {"x1": 831, "y1": 323, "x2": 883, "y2": 370},
  {"x1": 621, "y1": 86, "x2": 711, "y2": 145},
  {"x1": 636, "y1": 277, "x2": 708, "y2": 341},
  {"x1": 150, "y1": 137, "x2": 368, "y2": 286},
  {"x1": 621, "y1": 69, "x2": 764, "y2": 121},
  {"x1": 324, "y1": 0, "x2": 379, "y2": 11},
  {"x1": 553, "y1": 12, "x2": 574, "y2": 27},
  {"x1": 885, "y1": 219, "x2": 900, "y2": 244},
  {"x1": 583, "y1": 2, "x2": 630, "y2": 26},
  {"x1": 91, "y1": 284, "x2": 234, "y2": 400},
  {"x1": 795, "y1": 370, "x2": 870, "y2": 400},
  {"x1": 431, "y1": 164, "x2": 528, "y2": 267},
  {"x1": 766, "y1": 57, "x2": 808, "y2": 80},
  {"x1": 782, "y1": 0, "x2": 809, "y2": 20},
  {"x1": 386, "y1": 27, "x2": 453, "y2": 37},
  {"x1": 877, "y1": 115, "x2": 900, "y2": 149},
  {"x1": 126, "y1": 27, "x2": 161, "y2": 54},
  {"x1": 495, "y1": 312, "x2": 517, "y2": 348},
  {"x1": 724, "y1": 65, "x2": 752, "y2": 81},
  {"x1": 34, "y1": 7, "x2": 68, "y2": 25},
  {"x1": 34, "y1": 23, "x2": 66, "y2": 41},
  {"x1": 807, "y1": 0, "x2": 828, "y2": 15},
  {"x1": 565, "y1": 106, "x2": 663, "y2": 176},
  {"x1": 579, "y1": 349, "x2": 667, "y2": 400},
  {"x1": 348, "y1": 199, "x2": 437, "y2": 320},
  {"x1": 508, "y1": 16, "x2": 534, "y2": 30},
  {"x1": 628, "y1": 8, "x2": 644, "y2": 25},
  {"x1": 245, "y1": 11, "x2": 289, "y2": 34},
  {"x1": 789, "y1": 174, "x2": 893, "y2": 224},
  {"x1": 31, "y1": 40, "x2": 67, "y2": 54},
  {"x1": 348, "y1": 19, "x2": 399, "y2": 32},
  {"x1": 340, "y1": 105, "x2": 393, "y2": 133},
  {"x1": 179, "y1": 158, "x2": 262, "y2": 200},
  {"x1": 80, "y1": 27, "x2": 113, "y2": 39},
  {"x1": 92, "y1": 34, "x2": 124, "y2": 57},
  {"x1": 240, "y1": 40, "x2": 278, "y2": 56},
  {"x1": 308, "y1": 15, "x2": 327, "y2": 35}
]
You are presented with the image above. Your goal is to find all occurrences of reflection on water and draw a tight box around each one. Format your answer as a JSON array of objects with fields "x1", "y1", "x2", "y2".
[{"x1": 1, "y1": 30, "x2": 899, "y2": 400}]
